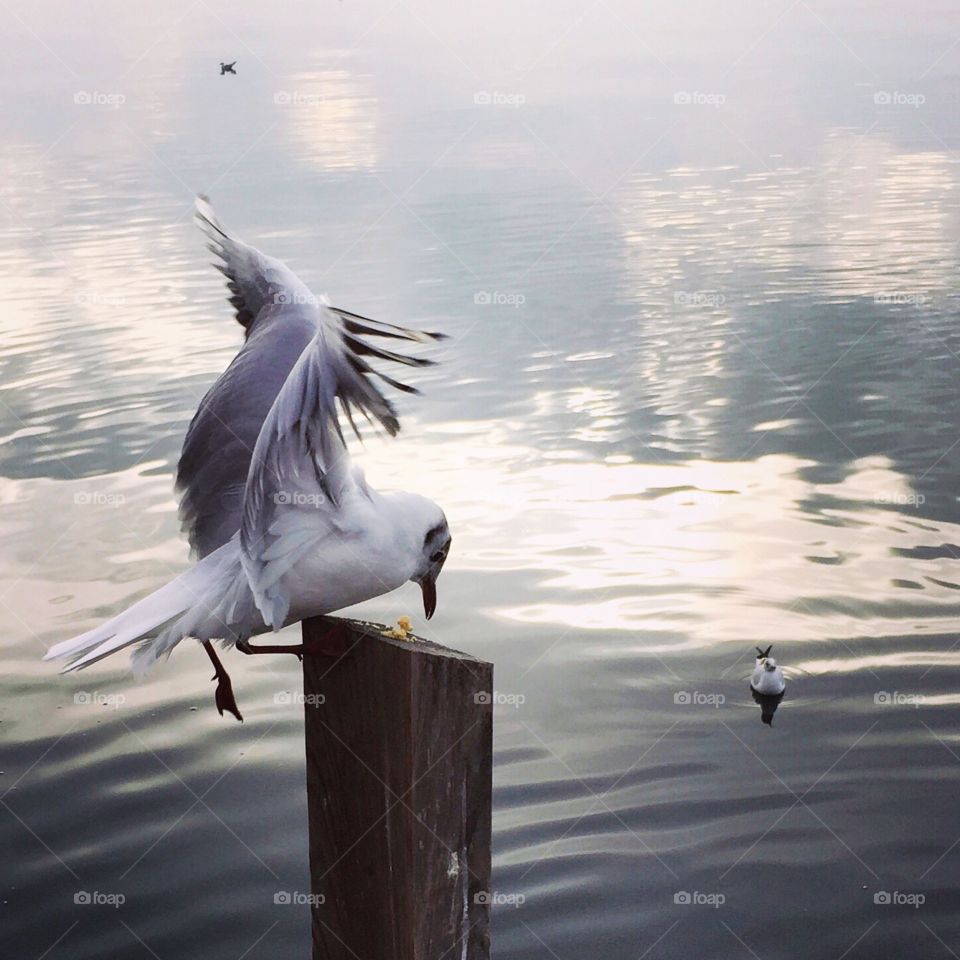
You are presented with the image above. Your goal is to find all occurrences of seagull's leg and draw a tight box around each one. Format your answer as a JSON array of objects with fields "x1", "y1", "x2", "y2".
[
  {"x1": 236, "y1": 639, "x2": 304, "y2": 661},
  {"x1": 237, "y1": 622, "x2": 353, "y2": 659},
  {"x1": 203, "y1": 640, "x2": 243, "y2": 723}
]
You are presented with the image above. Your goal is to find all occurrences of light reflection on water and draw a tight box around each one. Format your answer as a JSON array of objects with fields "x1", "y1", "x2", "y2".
[{"x1": 4, "y1": 2, "x2": 960, "y2": 958}]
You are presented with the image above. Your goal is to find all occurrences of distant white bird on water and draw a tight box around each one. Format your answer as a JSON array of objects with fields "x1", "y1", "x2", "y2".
[
  {"x1": 750, "y1": 645, "x2": 786, "y2": 696},
  {"x1": 44, "y1": 197, "x2": 451, "y2": 721}
]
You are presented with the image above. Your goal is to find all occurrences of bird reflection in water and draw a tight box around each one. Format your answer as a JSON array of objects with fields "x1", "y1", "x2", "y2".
[{"x1": 752, "y1": 687, "x2": 785, "y2": 726}]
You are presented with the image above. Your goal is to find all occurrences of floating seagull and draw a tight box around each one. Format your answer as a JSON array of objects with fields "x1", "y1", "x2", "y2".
[
  {"x1": 45, "y1": 196, "x2": 451, "y2": 721},
  {"x1": 220, "y1": 61, "x2": 237, "y2": 75},
  {"x1": 750, "y1": 645, "x2": 786, "y2": 696}
]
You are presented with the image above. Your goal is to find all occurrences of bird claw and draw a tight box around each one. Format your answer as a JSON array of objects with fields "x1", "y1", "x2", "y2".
[
  {"x1": 201, "y1": 640, "x2": 242, "y2": 722},
  {"x1": 214, "y1": 674, "x2": 243, "y2": 723}
]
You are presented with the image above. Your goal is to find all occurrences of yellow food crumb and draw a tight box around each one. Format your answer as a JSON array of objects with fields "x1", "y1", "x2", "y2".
[{"x1": 382, "y1": 616, "x2": 416, "y2": 641}]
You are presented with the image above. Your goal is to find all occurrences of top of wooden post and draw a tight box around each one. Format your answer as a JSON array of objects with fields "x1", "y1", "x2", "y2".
[{"x1": 304, "y1": 614, "x2": 490, "y2": 662}]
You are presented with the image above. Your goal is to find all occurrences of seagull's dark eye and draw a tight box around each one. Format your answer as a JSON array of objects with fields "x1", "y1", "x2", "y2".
[{"x1": 430, "y1": 551, "x2": 444, "y2": 563}]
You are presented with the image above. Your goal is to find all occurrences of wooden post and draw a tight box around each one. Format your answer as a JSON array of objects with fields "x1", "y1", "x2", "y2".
[{"x1": 302, "y1": 616, "x2": 493, "y2": 960}]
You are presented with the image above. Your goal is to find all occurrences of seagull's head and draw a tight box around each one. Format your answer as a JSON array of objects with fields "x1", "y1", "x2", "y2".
[
  {"x1": 414, "y1": 512, "x2": 451, "y2": 621},
  {"x1": 389, "y1": 493, "x2": 450, "y2": 620},
  {"x1": 763, "y1": 657, "x2": 778, "y2": 672}
]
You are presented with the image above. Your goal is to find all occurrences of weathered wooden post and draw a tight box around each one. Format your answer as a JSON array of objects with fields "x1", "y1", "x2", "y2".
[{"x1": 302, "y1": 616, "x2": 493, "y2": 960}]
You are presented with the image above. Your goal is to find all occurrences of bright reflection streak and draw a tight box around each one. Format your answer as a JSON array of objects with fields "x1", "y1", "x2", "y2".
[
  {"x1": 354, "y1": 417, "x2": 960, "y2": 654},
  {"x1": 279, "y1": 66, "x2": 378, "y2": 172}
]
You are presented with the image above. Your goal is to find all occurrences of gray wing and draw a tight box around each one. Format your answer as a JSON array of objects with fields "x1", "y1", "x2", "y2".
[
  {"x1": 176, "y1": 196, "x2": 445, "y2": 559},
  {"x1": 176, "y1": 313, "x2": 315, "y2": 559},
  {"x1": 239, "y1": 322, "x2": 373, "y2": 629}
]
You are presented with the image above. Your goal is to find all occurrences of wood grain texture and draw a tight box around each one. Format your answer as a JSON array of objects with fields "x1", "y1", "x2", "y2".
[{"x1": 303, "y1": 616, "x2": 493, "y2": 960}]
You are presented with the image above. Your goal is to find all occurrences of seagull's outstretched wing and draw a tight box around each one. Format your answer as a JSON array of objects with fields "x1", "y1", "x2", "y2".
[
  {"x1": 178, "y1": 197, "x2": 446, "y2": 560},
  {"x1": 238, "y1": 304, "x2": 425, "y2": 629},
  {"x1": 194, "y1": 194, "x2": 308, "y2": 334}
]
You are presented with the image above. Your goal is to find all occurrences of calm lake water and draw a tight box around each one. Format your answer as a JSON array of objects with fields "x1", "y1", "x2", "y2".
[{"x1": 4, "y1": 2, "x2": 960, "y2": 957}]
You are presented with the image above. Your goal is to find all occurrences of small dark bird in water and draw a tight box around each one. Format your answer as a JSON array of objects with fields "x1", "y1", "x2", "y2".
[
  {"x1": 749, "y1": 644, "x2": 786, "y2": 726},
  {"x1": 220, "y1": 61, "x2": 237, "y2": 75}
]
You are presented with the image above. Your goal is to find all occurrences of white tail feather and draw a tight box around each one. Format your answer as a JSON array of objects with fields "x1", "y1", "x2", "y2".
[{"x1": 45, "y1": 542, "x2": 247, "y2": 674}]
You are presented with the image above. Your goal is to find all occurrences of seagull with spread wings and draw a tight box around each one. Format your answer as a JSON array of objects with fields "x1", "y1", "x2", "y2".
[{"x1": 45, "y1": 197, "x2": 451, "y2": 721}]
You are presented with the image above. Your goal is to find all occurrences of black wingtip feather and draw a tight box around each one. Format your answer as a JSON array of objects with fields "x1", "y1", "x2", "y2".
[
  {"x1": 342, "y1": 334, "x2": 436, "y2": 369},
  {"x1": 333, "y1": 307, "x2": 448, "y2": 343},
  {"x1": 374, "y1": 370, "x2": 420, "y2": 395},
  {"x1": 340, "y1": 397, "x2": 363, "y2": 443},
  {"x1": 194, "y1": 196, "x2": 230, "y2": 240}
]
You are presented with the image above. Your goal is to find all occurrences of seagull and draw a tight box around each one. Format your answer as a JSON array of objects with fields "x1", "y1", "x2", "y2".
[
  {"x1": 44, "y1": 196, "x2": 451, "y2": 721},
  {"x1": 220, "y1": 61, "x2": 237, "y2": 75},
  {"x1": 750, "y1": 645, "x2": 786, "y2": 696}
]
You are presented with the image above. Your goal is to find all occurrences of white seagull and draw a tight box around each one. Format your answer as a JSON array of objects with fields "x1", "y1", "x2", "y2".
[
  {"x1": 750, "y1": 645, "x2": 786, "y2": 696},
  {"x1": 44, "y1": 197, "x2": 451, "y2": 720}
]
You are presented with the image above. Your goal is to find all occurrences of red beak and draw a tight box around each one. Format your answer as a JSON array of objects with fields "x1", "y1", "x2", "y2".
[{"x1": 420, "y1": 576, "x2": 437, "y2": 620}]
